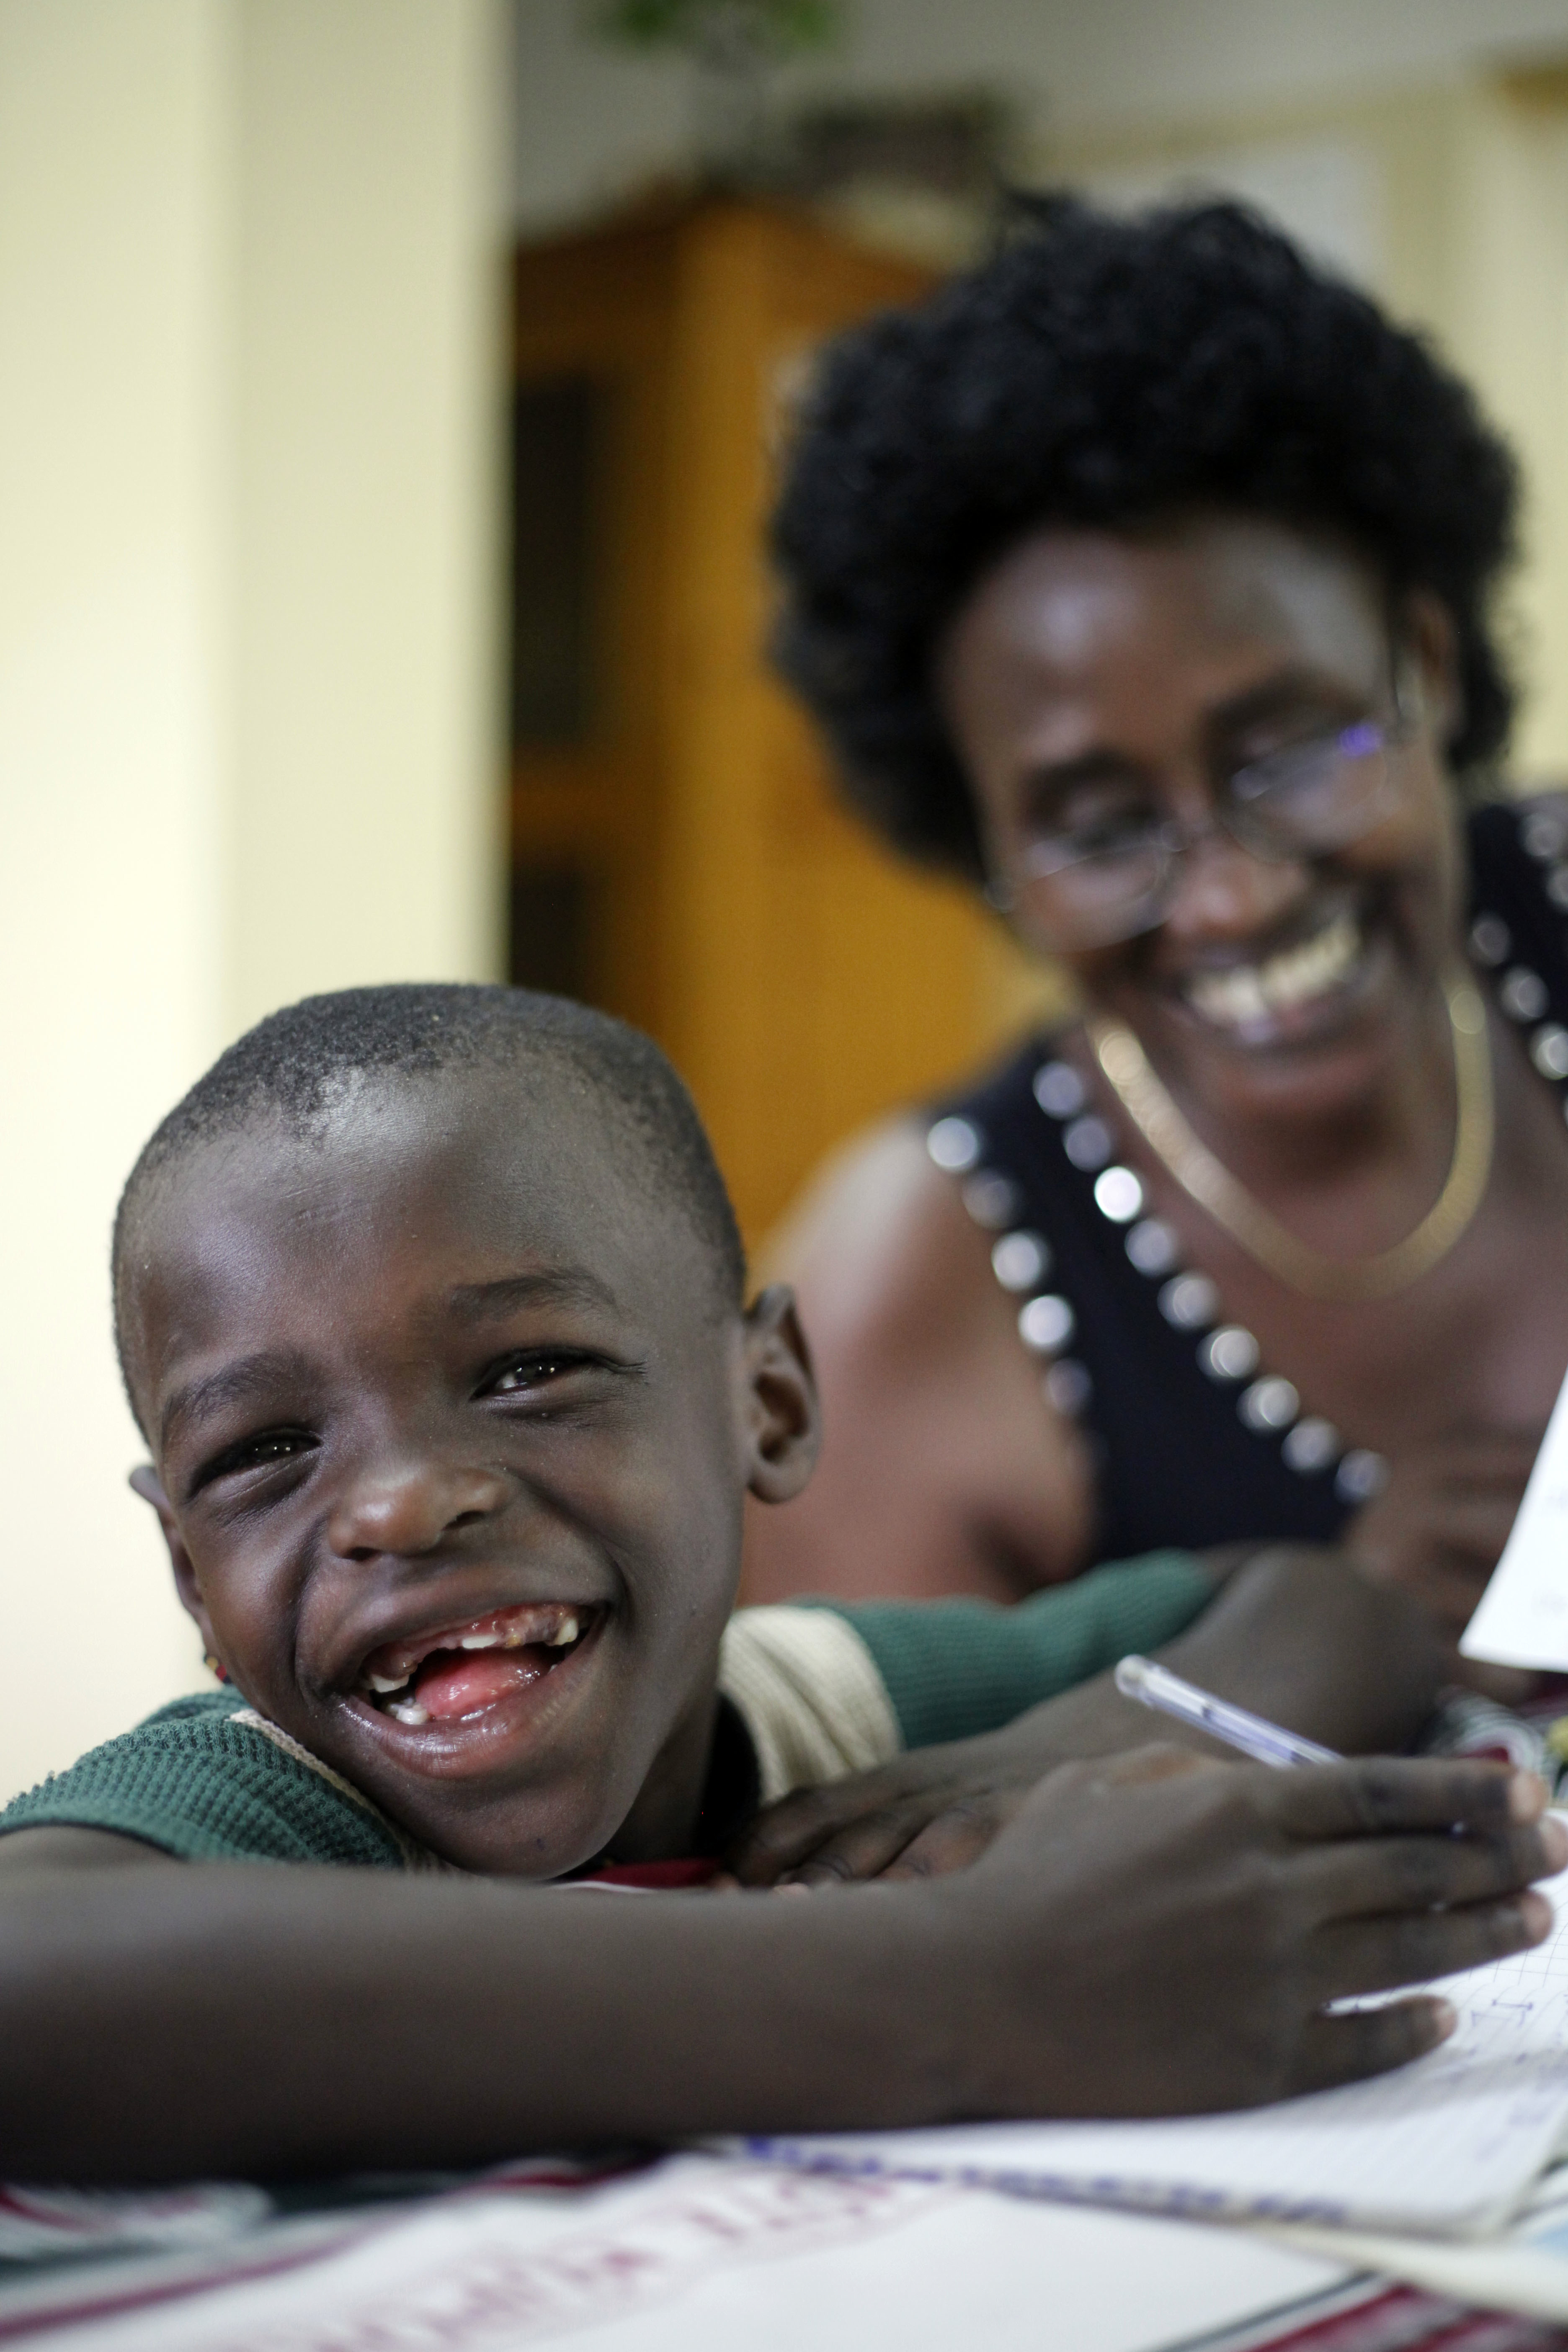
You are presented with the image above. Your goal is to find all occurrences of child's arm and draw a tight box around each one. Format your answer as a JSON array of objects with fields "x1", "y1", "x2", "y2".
[
  {"x1": 0, "y1": 1751, "x2": 1557, "y2": 2181},
  {"x1": 727, "y1": 1545, "x2": 1451, "y2": 1885}
]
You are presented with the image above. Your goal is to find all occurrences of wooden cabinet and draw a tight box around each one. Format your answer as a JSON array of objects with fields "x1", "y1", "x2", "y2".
[{"x1": 510, "y1": 194, "x2": 1020, "y2": 1246}]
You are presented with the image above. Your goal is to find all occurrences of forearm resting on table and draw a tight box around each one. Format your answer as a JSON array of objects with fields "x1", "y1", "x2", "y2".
[{"x1": 0, "y1": 1864, "x2": 956, "y2": 2182}]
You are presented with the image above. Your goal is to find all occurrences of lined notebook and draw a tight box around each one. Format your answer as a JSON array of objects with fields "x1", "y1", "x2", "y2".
[{"x1": 743, "y1": 1859, "x2": 1568, "y2": 2239}]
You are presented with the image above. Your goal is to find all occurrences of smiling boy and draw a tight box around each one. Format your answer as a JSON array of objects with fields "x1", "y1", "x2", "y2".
[{"x1": 0, "y1": 984, "x2": 1558, "y2": 2183}]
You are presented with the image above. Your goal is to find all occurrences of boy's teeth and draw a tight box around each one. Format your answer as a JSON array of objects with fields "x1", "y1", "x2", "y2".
[
  {"x1": 360, "y1": 1602, "x2": 589, "y2": 1708},
  {"x1": 1187, "y1": 912, "x2": 1361, "y2": 1029}
]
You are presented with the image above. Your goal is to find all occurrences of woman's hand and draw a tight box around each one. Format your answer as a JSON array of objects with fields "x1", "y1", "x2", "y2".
[{"x1": 1345, "y1": 1428, "x2": 1542, "y2": 1697}]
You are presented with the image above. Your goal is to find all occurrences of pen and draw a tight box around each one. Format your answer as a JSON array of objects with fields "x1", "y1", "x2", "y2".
[{"x1": 1114, "y1": 1654, "x2": 1341, "y2": 1769}]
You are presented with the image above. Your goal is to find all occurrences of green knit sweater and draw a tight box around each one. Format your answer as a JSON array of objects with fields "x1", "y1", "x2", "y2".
[{"x1": 0, "y1": 1551, "x2": 1210, "y2": 1869}]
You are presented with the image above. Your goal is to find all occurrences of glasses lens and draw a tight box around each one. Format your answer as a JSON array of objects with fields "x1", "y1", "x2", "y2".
[
  {"x1": 1228, "y1": 720, "x2": 1395, "y2": 858},
  {"x1": 1017, "y1": 832, "x2": 1172, "y2": 948}
]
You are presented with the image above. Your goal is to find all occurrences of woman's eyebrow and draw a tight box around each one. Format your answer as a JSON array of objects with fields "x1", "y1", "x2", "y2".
[
  {"x1": 1019, "y1": 748, "x2": 1149, "y2": 803},
  {"x1": 1206, "y1": 661, "x2": 1369, "y2": 740},
  {"x1": 159, "y1": 1349, "x2": 317, "y2": 1450},
  {"x1": 444, "y1": 1269, "x2": 620, "y2": 1323}
]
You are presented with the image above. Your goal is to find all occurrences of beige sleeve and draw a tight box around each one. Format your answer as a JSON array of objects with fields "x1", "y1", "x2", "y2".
[{"x1": 718, "y1": 1608, "x2": 902, "y2": 1805}]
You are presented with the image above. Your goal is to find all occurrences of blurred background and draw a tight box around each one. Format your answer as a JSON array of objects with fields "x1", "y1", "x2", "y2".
[{"x1": 5, "y1": 0, "x2": 1568, "y2": 1801}]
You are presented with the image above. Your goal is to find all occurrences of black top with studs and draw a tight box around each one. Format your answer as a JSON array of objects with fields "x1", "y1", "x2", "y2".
[{"x1": 927, "y1": 802, "x2": 1568, "y2": 1563}]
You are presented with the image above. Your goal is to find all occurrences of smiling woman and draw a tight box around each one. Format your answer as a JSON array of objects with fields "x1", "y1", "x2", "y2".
[{"x1": 744, "y1": 197, "x2": 1568, "y2": 1656}]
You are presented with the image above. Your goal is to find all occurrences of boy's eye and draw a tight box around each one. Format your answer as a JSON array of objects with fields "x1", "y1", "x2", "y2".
[
  {"x1": 191, "y1": 1427, "x2": 316, "y2": 1493},
  {"x1": 484, "y1": 1351, "x2": 593, "y2": 1398}
]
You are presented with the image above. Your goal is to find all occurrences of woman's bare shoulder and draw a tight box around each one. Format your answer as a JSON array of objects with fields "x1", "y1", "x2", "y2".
[
  {"x1": 745, "y1": 1117, "x2": 1096, "y2": 1603},
  {"x1": 762, "y1": 1115, "x2": 998, "y2": 1362}
]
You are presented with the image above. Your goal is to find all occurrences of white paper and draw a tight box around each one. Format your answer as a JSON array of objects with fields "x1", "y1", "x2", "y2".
[
  {"x1": 1461, "y1": 1370, "x2": 1568, "y2": 1669},
  {"x1": 740, "y1": 1861, "x2": 1568, "y2": 2240},
  {"x1": 1260, "y1": 2157, "x2": 1568, "y2": 2327},
  {"x1": 0, "y1": 2155, "x2": 1350, "y2": 2352}
]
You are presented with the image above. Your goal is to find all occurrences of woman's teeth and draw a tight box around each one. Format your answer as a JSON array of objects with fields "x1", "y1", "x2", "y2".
[{"x1": 1185, "y1": 911, "x2": 1362, "y2": 1031}]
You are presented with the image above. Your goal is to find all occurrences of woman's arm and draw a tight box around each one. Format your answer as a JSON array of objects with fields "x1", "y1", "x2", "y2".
[
  {"x1": 743, "y1": 1120, "x2": 1095, "y2": 1606},
  {"x1": 0, "y1": 1749, "x2": 1556, "y2": 2181},
  {"x1": 727, "y1": 1545, "x2": 1453, "y2": 1885}
]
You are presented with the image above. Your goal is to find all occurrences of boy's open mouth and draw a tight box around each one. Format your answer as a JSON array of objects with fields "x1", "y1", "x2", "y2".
[{"x1": 354, "y1": 1602, "x2": 599, "y2": 1727}]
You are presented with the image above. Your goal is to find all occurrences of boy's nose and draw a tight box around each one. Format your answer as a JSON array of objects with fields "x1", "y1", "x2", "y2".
[{"x1": 327, "y1": 1460, "x2": 511, "y2": 1563}]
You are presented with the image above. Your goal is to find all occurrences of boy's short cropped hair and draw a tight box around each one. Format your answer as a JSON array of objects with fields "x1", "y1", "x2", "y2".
[{"x1": 112, "y1": 983, "x2": 747, "y2": 1426}]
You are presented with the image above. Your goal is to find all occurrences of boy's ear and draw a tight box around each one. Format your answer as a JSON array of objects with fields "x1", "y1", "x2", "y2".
[
  {"x1": 128, "y1": 1464, "x2": 219, "y2": 1660},
  {"x1": 739, "y1": 1284, "x2": 821, "y2": 1505}
]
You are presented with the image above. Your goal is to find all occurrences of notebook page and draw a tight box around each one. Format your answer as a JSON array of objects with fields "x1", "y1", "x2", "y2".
[
  {"x1": 1461, "y1": 1362, "x2": 1568, "y2": 1669},
  {"x1": 743, "y1": 1859, "x2": 1568, "y2": 2239}
]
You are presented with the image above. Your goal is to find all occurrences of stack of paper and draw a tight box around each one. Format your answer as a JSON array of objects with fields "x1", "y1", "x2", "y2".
[{"x1": 744, "y1": 1861, "x2": 1568, "y2": 2239}]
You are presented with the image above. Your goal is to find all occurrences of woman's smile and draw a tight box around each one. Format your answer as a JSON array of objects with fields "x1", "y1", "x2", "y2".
[{"x1": 1180, "y1": 900, "x2": 1369, "y2": 1041}]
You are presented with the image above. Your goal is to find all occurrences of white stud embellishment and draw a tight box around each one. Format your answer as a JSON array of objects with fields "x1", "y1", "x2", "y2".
[
  {"x1": 1063, "y1": 1115, "x2": 1112, "y2": 1171},
  {"x1": 1532, "y1": 1024, "x2": 1568, "y2": 1080},
  {"x1": 1125, "y1": 1217, "x2": 1179, "y2": 1275},
  {"x1": 962, "y1": 1170, "x2": 1020, "y2": 1229},
  {"x1": 1470, "y1": 914, "x2": 1510, "y2": 967},
  {"x1": 1033, "y1": 1060, "x2": 1086, "y2": 1118},
  {"x1": 1501, "y1": 967, "x2": 1548, "y2": 1023},
  {"x1": 1523, "y1": 810, "x2": 1568, "y2": 862},
  {"x1": 1019, "y1": 1294, "x2": 1075, "y2": 1354},
  {"x1": 1201, "y1": 1326, "x2": 1261, "y2": 1382},
  {"x1": 1239, "y1": 1376, "x2": 1300, "y2": 1432},
  {"x1": 1044, "y1": 1359, "x2": 1092, "y2": 1414},
  {"x1": 1335, "y1": 1448, "x2": 1389, "y2": 1503},
  {"x1": 991, "y1": 1230, "x2": 1052, "y2": 1292},
  {"x1": 1283, "y1": 1417, "x2": 1340, "y2": 1473},
  {"x1": 926, "y1": 1116, "x2": 982, "y2": 1172},
  {"x1": 1159, "y1": 1272, "x2": 1219, "y2": 1329},
  {"x1": 1093, "y1": 1166, "x2": 1145, "y2": 1224}
]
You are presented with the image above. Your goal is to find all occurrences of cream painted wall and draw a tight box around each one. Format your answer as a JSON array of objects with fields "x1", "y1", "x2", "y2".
[
  {"x1": 0, "y1": 0, "x2": 507, "y2": 1805},
  {"x1": 229, "y1": 0, "x2": 506, "y2": 1031},
  {"x1": 0, "y1": 0, "x2": 232, "y2": 1808}
]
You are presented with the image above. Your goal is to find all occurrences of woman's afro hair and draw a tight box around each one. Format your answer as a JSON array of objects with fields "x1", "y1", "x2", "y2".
[{"x1": 771, "y1": 195, "x2": 1521, "y2": 880}]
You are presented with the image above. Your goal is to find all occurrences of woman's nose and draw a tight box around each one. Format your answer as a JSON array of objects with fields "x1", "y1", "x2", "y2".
[
  {"x1": 326, "y1": 1460, "x2": 511, "y2": 1563},
  {"x1": 1162, "y1": 824, "x2": 1310, "y2": 944}
]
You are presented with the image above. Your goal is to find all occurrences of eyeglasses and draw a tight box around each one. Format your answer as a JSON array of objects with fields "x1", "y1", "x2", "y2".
[{"x1": 990, "y1": 685, "x2": 1419, "y2": 952}]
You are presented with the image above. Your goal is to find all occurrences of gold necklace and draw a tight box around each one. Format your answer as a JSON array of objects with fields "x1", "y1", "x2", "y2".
[{"x1": 1085, "y1": 968, "x2": 1494, "y2": 1302}]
